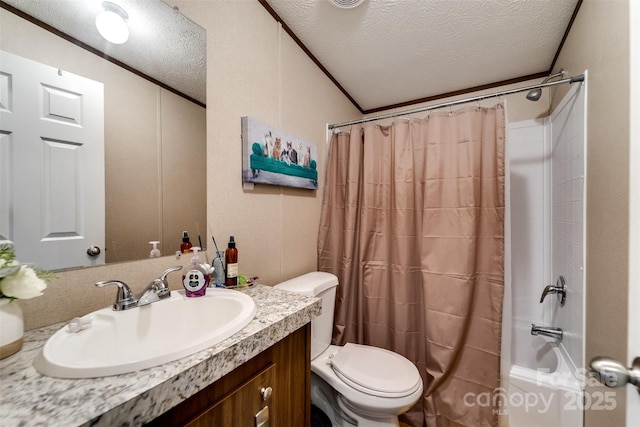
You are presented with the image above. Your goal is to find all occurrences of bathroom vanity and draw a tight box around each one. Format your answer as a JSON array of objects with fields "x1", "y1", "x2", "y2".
[{"x1": 0, "y1": 285, "x2": 320, "y2": 426}]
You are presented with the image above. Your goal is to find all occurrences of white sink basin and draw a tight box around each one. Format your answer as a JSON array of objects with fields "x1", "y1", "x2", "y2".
[{"x1": 34, "y1": 289, "x2": 257, "y2": 378}]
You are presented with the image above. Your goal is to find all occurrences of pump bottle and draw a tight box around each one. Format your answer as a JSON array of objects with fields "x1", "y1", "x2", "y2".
[
  {"x1": 182, "y1": 247, "x2": 209, "y2": 297},
  {"x1": 224, "y1": 236, "x2": 238, "y2": 287},
  {"x1": 149, "y1": 241, "x2": 161, "y2": 258}
]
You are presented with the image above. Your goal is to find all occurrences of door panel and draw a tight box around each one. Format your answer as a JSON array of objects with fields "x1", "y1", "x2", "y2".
[
  {"x1": 0, "y1": 50, "x2": 104, "y2": 270},
  {"x1": 0, "y1": 131, "x2": 12, "y2": 240}
]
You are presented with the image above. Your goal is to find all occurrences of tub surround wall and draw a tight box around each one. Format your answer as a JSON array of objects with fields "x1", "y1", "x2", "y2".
[
  {"x1": 549, "y1": 83, "x2": 587, "y2": 371},
  {"x1": 507, "y1": 81, "x2": 586, "y2": 374},
  {"x1": 507, "y1": 119, "x2": 551, "y2": 334}
]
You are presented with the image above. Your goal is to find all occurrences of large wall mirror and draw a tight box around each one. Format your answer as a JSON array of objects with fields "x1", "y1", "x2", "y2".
[{"x1": 0, "y1": 0, "x2": 206, "y2": 271}]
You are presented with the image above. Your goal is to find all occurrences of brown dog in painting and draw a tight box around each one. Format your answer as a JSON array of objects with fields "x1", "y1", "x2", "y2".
[{"x1": 273, "y1": 137, "x2": 282, "y2": 161}]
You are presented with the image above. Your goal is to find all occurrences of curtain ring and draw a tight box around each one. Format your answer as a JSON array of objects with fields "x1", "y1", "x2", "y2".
[
  {"x1": 476, "y1": 100, "x2": 481, "y2": 111},
  {"x1": 448, "y1": 105, "x2": 453, "y2": 117}
]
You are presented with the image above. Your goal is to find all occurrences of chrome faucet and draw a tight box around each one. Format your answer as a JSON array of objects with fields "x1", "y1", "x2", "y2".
[
  {"x1": 138, "y1": 266, "x2": 183, "y2": 306},
  {"x1": 539, "y1": 275, "x2": 567, "y2": 306},
  {"x1": 95, "y1": 280, "x2": 138, "y2": 311},
  {"x1": 96, "y1": 266, "x2": 183, "y2": 311},
  {"x1": 531, "y1": 324, "x2": 563, "y2": 341}
]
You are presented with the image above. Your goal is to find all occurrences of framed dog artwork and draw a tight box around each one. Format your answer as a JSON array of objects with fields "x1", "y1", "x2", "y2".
[{"x1": 241, "y1": 116, "x2": 318, "y2": 190}]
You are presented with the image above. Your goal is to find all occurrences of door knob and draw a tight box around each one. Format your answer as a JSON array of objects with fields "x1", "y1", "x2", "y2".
[
  {"x1": 87, "y1": 246, "x2": 101, "y2": 257},
  {"x1": 589, "y1": 356, "x2": 640, "y2": 394}
]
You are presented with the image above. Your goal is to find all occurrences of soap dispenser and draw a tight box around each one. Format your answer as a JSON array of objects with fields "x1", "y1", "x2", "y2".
[
  {"x1": 149, "y1": 241, "x2": 161, "y2": 258},
  {"x1": 182, "y1": 247, "x2": 209, "y2": 297}
]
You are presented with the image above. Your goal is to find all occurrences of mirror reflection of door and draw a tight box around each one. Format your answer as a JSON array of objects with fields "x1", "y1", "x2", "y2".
[{"x1": 0, "y1": 50, "x2": 105, "y2": 270}]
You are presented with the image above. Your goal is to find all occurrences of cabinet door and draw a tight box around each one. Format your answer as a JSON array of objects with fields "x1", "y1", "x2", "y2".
[{"x1": 186, "y1": 364, "x2": 275, "y2": 427}]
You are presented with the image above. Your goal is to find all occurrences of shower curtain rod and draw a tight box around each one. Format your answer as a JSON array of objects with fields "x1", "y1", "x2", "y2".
[{"x1": 328, "y1": 74, "x2": 585, "y2": 130}]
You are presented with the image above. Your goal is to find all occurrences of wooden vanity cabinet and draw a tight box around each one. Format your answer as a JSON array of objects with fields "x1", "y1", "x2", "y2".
[{"x1": 146, "y1": 323, "x2": 311, "y2": 427}]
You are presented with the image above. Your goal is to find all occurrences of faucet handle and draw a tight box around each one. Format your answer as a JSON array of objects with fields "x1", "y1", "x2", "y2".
[
  {"x1": 539, "y1": 275, "x2": 567, "y2": 306},
  {"x1": 153, "y1": 266, "x2": 183, "y2": 298},
  {"x1": 160, "y1": 266, "x2": 183, "y2": 282},
  {"x1": 95, "y1": 280, "x2": 138, "y2": 311}
]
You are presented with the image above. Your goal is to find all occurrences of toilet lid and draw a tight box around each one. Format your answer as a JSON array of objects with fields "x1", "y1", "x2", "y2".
[{"x1": 329, "y1": 343, "x2": 421, "y2": 398}]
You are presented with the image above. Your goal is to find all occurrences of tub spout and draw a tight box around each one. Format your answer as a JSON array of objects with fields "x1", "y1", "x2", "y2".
[{"x1": 531, "y1": 324, "x2": 563, "y2": 341}]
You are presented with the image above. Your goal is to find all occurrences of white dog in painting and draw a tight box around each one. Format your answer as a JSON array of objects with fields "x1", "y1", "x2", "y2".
[{"x1": 264, "y1": 131, "x2": 274, "y2": 158}]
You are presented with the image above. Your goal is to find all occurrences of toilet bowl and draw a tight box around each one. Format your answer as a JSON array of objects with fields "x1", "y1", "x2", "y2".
[{"x1": 275, "y1": 272, "x2": 423, "y2": 426}]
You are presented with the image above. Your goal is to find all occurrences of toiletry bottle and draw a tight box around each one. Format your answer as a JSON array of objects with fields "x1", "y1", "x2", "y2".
[
  {"x1": 149, "y1": 241, "x2": 161, "y2": 258},
  {"x1": 182, "y1": 247, "x2": 209, "y2": 297},
  {"x1": 181, "y1": 231, "x2": 192, "y2": 253},
  {"x1": 212, "y1": 250, "x2": 225, "y2": 287},
  {"x1": 224, "y1": 236, "x2": 238, "y2": 287}
]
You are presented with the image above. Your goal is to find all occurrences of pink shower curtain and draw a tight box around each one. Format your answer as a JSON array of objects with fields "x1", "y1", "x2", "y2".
[{"x1": 318, "y1": 105, "x2": 505, "y2": 427}]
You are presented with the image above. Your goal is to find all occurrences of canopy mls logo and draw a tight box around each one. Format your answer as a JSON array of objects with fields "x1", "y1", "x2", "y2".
[
  {"x1": 463, "y1": 367, "x2": 622, "y2": 415},
  {"x1": 463, "y1": 387, "x2": 617, "y2": 414}
]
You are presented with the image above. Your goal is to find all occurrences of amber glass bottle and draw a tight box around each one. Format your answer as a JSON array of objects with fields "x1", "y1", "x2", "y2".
[
  {"x1": 181, "y1": 231, "x2": 192, "y2": 253},
  {"x1": 224, "y1": 236, "x2": 238, "y2": 287}
]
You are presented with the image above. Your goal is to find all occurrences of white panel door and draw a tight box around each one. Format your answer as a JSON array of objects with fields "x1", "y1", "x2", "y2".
[{"x1": 0, "y1": 50, "x2": 104, "y2": 270}]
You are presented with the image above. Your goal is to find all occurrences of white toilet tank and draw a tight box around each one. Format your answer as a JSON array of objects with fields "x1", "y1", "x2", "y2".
[{"x1": 274, "y1": 272, "x2": 338, "y2": 359}]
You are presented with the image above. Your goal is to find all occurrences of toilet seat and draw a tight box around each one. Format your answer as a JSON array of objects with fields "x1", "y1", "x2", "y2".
[{"x1": 329, "y1": 343, "x2": 421, "y2": 398}]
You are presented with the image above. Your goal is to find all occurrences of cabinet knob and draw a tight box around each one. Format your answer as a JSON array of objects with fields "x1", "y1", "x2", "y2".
[{"x1": 261, "y1": 386, "x2": 273, "y2": 401}]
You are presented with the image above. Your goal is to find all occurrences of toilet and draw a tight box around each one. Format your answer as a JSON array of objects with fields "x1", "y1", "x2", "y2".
[{"x1": 275, "y1": 272, "x2": 423, "y2": 426}]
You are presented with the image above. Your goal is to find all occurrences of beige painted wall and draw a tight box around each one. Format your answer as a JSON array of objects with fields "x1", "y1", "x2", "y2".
[
  {"x1": 0, "y1": 9, "x2": 206, "y2": 264},
  {"x1": 552, "y1": 0, "x2": 630, "y2": 425},
  {"x1": 176, "y1": 0, "x2": 363, "y2": 284}
]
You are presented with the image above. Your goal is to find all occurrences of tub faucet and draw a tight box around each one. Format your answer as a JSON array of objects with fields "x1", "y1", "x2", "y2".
[
  {"x1": 539, "y1": 275, "x2": 566, "y2": 306},
  {"x1": 138, "y1": 266, "x2": 183, "y2": 306},
  {"x1": 531, "y1": 324, "x2": 563, "y2": 341}
]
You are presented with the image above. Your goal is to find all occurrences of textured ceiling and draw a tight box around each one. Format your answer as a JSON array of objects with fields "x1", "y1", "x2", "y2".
[
  {"x1": 263, "y1": 0, "x2": 580, "y2": 112},
  {"x1": 2, "y1": 0, "x2": 206, "y2": 105},
  {"x1": 3, "y1": 0, "x2": 580, "y2": 112}
]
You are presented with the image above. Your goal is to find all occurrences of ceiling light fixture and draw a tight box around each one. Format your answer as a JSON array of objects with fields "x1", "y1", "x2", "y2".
[
  {"x1": 328, "y1": 0, "x2": 367, "y2": 9},
  {"x1": 95, "y1": 1, "x2": 129, "y2": 44}
]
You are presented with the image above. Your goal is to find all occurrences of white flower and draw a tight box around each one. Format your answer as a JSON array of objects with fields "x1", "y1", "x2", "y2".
[{"x1": 0, "y1": 265, "x2": 47, "y2": 299}]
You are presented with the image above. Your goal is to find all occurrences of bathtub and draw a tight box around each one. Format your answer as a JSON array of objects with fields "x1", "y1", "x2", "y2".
[{"x1": 506, "y1": 332, "x2": 583, "y2": 427}]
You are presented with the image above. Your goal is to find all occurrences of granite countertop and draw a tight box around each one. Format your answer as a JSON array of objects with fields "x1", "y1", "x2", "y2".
[{"x1": 0, "y1": 284, "x2": 321, "y2": 427}]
